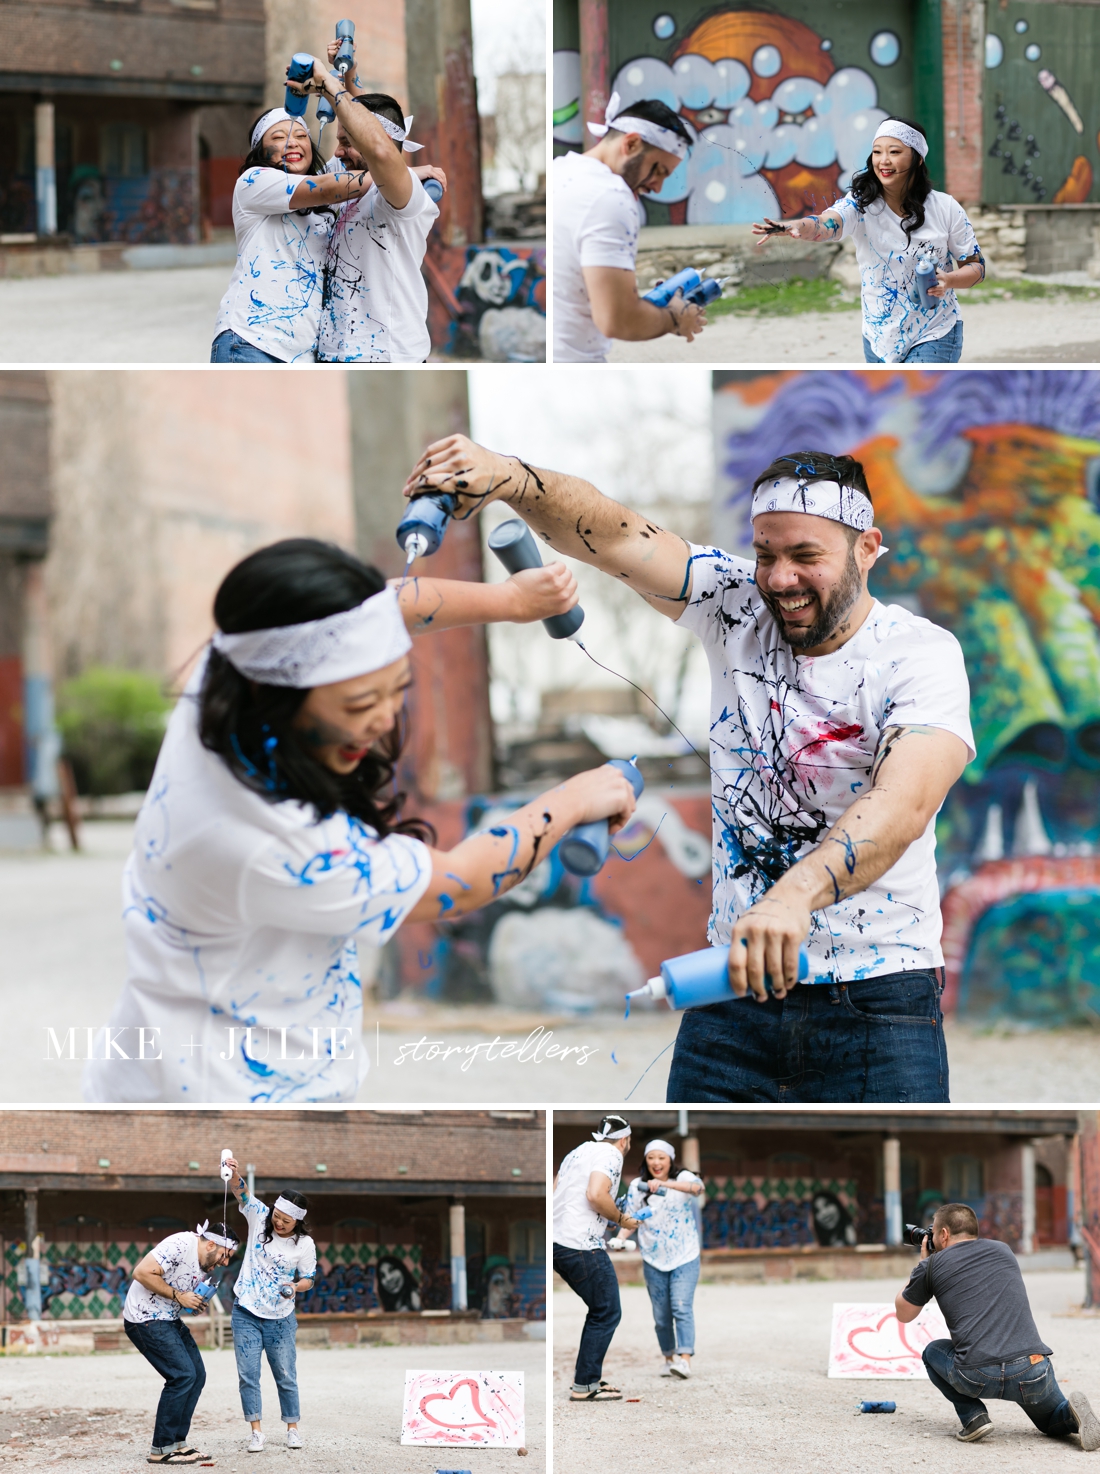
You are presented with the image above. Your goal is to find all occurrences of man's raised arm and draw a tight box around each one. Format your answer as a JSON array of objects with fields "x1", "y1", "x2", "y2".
[{"x1": 402, "y1": 434, "x2": 695, "y2": 617}]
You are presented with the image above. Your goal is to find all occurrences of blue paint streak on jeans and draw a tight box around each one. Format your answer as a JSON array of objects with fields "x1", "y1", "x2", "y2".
[
  {"x1": 210, "y1": 330, "x2": 283, "y2": 364},
  {"x1": 922, "y1": 1340, "x2": 1075, "y2": 1435},
  {"x1": 642, "y1": 1256, "x2": 700, "y2": 1356},
  {"x1": 124, "y1": 1317, "x2": 207, "y2": 1453},
  {"x1": 863, "y1": 319, "x2": 963, "y2": 363},
  {"x1": 665, "y1": 969, "x2": 949, "y2": 1103},
  {"x1": 552, "y1": 1245, "x2": 621, "y2": 1387},
  {"x1": 232, "y1": 1302, "x2": 300, "y2": 1423}
]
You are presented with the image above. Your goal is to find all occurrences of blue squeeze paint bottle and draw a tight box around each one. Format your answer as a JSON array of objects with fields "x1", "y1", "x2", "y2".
[
  {"x1": 334, "y1": 19, "x2": 356, "y2": 75},
  {"x1": 423, "y1": 178, "x2": 444, "y2": 204},
  {"x1": 914, "y1": 256, "x2": 937, "y2": 310},
  {"x1": 486, "y1": 518, "x2": 584, "y2": 640},
  {"x1": 285, "y1": 54, "x2": 316, "y2": 118},
  {"x1": 625, "y1": 944, "x2": 810, "y2": 1011},
  {"x1": 559, "y1": 757, "x2": 645, "y2": 876},
  {"x1": 643, "y1": 267, "x2": 732, "y2": 310},
  {"x1": 180, "y1": 1276, "x2": 220, "y2": 1316},
  {"x1": 855, "y1": 1401, "x2": 896, "y2": 1414},
  {"x1": 396, "y1": 493, "x2": 458, "y2": 563}
]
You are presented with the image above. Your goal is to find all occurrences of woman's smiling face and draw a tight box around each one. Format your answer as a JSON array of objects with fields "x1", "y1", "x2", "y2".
[
  {"x1": 871, "y1": 137, "x2": 914, "y2": 188},
  {"x1": 261, "y1": 119, "x2": 313, "y2": 174},
  {"x1": 292, "y1": 655, "x2": 413, "y2": 774}
]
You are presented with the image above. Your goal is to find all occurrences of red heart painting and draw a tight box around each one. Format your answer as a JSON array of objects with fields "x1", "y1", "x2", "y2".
[
  {"x1": 419, "y1": 1379, "x2": 499, "y2": 1431},
  {"x1": 847, "y1": 1312, "x2": 920, "y2": 1363}
]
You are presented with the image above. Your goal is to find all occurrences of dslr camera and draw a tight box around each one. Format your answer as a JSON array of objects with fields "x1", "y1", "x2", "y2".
[{"x1": 906, "y1": 1222, "x2": 935, "y2": 1251}]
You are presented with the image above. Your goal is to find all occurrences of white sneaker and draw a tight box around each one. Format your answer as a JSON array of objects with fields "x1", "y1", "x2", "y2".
[
  {"x1": 248, "y1": 1429, "x2": 265, "y2": 1453},
  {"x1": 286, "y1": 1428, "x2": 302, "y2": 1449},
  {"x1": 669, "y1": 1356, "x2": 692, "y2": 1379},
  {"x1": 660, "y1": 1361, "x2": 674, "y2": 1377}
]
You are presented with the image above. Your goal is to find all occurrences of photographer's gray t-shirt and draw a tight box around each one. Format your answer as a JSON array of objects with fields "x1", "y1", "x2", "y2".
[{"x1": 902, "y1": 1237, "x2": 1052, "y2": 1368}]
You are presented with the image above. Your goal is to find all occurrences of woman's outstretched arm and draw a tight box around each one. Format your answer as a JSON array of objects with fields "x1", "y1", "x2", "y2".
[{"x1": 390, "y1": 566, "x2": 578, "y2": 635}]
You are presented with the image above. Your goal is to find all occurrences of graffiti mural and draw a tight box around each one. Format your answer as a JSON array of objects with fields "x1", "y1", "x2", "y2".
[
  {"x1": 554, "y1": 1, "x2": 920, "y2": 220},
  {"x1": 983, "y1": 2, "x2": 1100, "y2": 204},
  {"x1": 713, "y1": 369, "x2": 1100, "y2": 1025}
]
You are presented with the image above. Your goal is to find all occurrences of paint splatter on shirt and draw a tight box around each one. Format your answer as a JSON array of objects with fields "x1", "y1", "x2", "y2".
[
  {"x1": 832, "y1": 189, "x2": 980, "y2": 363},
  {"x1": 123, "y1": 1232, "x2": 202, "y2": 1323},
  {"x1": 553, "y1": 1141, "x2": 624, "y2": 1252},
  {"x1": 83, "y1": 654, "x2": 432, "y2": 1105},
  {"x1": 214, "y1": 168, "x2": 332, "y2": 363},
  {"x1": 676, "y1": 545, "x2": 975, "y2": 982},
  {"x1": 316, "y1": 174, "x2": 437, "y2": 363},
  {"x1": 233, "y1": 1196, "x2": 316, "y2": 1320},
  {"x1": 624, "y1": 1171, "x2": 701, "y2": 1272}
]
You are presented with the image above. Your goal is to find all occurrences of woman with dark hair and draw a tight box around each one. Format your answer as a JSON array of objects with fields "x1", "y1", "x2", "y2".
[
  {"x1": 224, "y1": 1157, "x2": 315, "y2": 1453},
  {"x1": 752, "y1": 117, "x2": 984, "y2": 364},
  {"x1": 84, "y1": 538, "x2": 636, "y2": 1103},
  {"x1": 211, "y1": 107, "x2": 443, "y2": 364},
  {"x1": 375, "y1": 1254, "x2": 421, "y2": 1313},
  {"x1": 622, "y1": 1140, "x2": 703, "y2": 1381}
]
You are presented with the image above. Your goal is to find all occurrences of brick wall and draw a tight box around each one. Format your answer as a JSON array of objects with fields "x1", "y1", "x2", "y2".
[{"x1": 941, "y1": 0, "x2": 985, "y2": 205}]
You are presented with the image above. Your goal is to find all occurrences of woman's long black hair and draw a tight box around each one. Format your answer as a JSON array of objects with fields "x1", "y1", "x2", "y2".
[
  {"x1": 261, "y1": 1188, "x2": 312, "y2": 1246},
  {"x1": 199, "y1": 538, "x2": 433, "y2": 842},
  {"x1": 238, "y1": 110, "x2": 334, "y2": 219},
  {"x1": 848, "y1": 116, "x2": 933, "y2": 244}
]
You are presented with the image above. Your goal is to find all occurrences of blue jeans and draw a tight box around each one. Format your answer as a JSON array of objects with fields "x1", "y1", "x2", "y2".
[
  {"x1": 124, "y1": 1317, "x2": 207, "y2": 1454},
  {"x1": 553, "y1": 1245, "x2": 621, "y2": 1387},
  {"x1": 642, "y1": 1257, "x2": 699, "y2": 1356},
  {"x1": 862, "y1": 319, "x2": 963, "y2": 363},
  {"x1": 923, "y1": 1339, "x2": 1075, "y2": 1436},
  {"x1": 232, "y1": 1302, "x2": 300, "y2": 1423},
  {"x1": 666, "y1": 969, "x2": 948, "y2": 1102},
  {"x1": 210, "y1": 330, "x2": 283, "y2": 364}
]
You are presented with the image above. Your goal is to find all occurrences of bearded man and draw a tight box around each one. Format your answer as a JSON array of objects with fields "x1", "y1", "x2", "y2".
[{"x1": 402, "y1": 441, "x2": 975, "y2": 1103}]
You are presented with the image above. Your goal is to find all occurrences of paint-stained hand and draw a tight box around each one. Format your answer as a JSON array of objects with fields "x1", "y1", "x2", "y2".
[
  {"x1": 562, "y1": 763, "x2": 639, "y2": 835},
  {"x1": 505, "y1": 563, "x2": 578, "y2": 623},
  {"x1": 727, "y1": 892, "x2": 811, "y2": 1001},
  {"x1": 403, "y1": 434, "x2": 521, "y2": 516},
  {"x1": 175, "y1": 1289, "x2": 205, "y2": 1310}
]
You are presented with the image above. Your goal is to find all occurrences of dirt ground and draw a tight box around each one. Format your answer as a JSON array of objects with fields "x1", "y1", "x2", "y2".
[
  {"x1": 553, "y1": 1271, "x2": 1099, "y2": 1473},
  {"x1": 607, "y1": 295, "x2": 1100, "y2": 363},
  {"x1": 4, "y1": 822, "x2": 1098, "y2": 1104},
  {"x1": 0, "y1": 1342, "x2": 544, "y2": 1472}
]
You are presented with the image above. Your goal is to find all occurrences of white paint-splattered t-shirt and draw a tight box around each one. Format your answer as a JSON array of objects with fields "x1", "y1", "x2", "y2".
[
  {"x1": 553, "y1": 1141, "x2": 624, "y2": 1252},
  {"x1": 677, "y1": 545, "x2": 975, "y2": 982},
  {"x1": 83, "y1": 654, "x2": 432, "y2": 1105},
  {"x1": 123, "y1": 1232, "x2": 202, "y2": 1324},
  {"x1": 831, "y1": 189, "x2": 980, "y2": 363},
  {"x1": 233, "y1": 1196, "x2": 316, "y2": 1319},
  {"x1": 315, "y1": 173, "x2": 438, "y2": 363},
  {"x1": 624, "y1": 1171, "x2": 701, "y2": 1272},
  {"x1": 214, "y1": 167, "x2": 333, "y2": 362},
  {"x1": 552, "y1": 150, "x2": 642, "y2": 362}
]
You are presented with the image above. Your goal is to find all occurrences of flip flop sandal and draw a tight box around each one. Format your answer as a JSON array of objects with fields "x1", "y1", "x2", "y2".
[
  {"x1": 570, "y1": 1385, "x2": 623, "y2": 1401},
  {"x1": 147, "y1": 1453, "x2": 203, "y2": 1465}
]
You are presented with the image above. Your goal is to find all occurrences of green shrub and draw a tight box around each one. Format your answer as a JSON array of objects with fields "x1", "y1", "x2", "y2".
[{"x1": 57, "y1": 667, "x2": 171, "y2": 795}]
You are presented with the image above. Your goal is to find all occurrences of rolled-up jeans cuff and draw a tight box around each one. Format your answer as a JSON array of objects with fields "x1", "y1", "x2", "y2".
[
  {"x1": 150, "y1": 1441, "x2": 183, "y2": 1455},
  {"x1": 572, "y1": 1381, "x2": 600, "y2": 1392}
]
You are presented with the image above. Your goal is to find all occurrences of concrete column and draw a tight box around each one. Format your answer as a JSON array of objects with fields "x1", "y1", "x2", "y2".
[
  {"x1": 22, "y1": 562, "x2": 60, "y2": 810},
  {"x1": 579, "y1": 0, "x2": 609, "y2": 150},
  {"x1": 449, "y1": 1201, "x2": 467, "y2": 1311},
  {"x1": 34, "y1": 101, "x2": 57, "y2": 236},
  {"x1": 23, "y1": 1190, "x2": 42, "y2": 1320},
  {"x1": 246, "y1": 1163, "x2": 256, "y2": 1200},
  {"x1": 1067, "y1": 1134, "x2": 1081, "y2": 1249},
  {"x1": 404, "y1": 0, "x2": 483, "y2": 248},
  {"x1": 681, "y1": 1137, "x2": 700, "y2": 1174},
  {"x1": 884, "y1": 1137, "x2": 902, "y2": 1245},
  {"x1": 1021, "y1": 1140, "x2": 1036, "y2": 1255}
]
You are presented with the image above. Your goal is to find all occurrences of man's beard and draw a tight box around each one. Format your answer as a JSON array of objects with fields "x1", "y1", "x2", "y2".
[
  {"x1": 621, "y1": 150, "x2": 652, "y2": 194},
  {"x1": 761, "y1": 544, "x2": 863, "y2": 650}
]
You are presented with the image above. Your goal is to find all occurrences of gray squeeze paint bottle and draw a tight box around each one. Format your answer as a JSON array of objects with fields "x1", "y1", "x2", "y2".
[
  {"x1": 626, "y1": 944, "x2": 810, "y2": 1012},
  {"x1": 558, "y1": 757, "x2": 645, "y2": 876},
  {"x1": 486, "y1": 518, "x2": 585, "y2": 640},
  {"x1": 914, "y1": 256, "x2": 938, "y2": 310}
]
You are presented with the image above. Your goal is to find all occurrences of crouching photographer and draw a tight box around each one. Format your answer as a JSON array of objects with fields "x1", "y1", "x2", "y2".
[{"x1": 896, "y1": 1202, "x2": 1100, "y2": 1449}]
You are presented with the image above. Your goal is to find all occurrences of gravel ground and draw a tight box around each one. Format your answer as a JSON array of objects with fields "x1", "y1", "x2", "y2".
[
  {"x1": 3, "y1": 822, "x2": 1097, "y2": 1104},
  {"x1": 553, "y1": 1271, "x2": 1099, "y2": 1473},
  {"x1": 606, "y1": 296, "x2": 1100, "y2": 363},
  {"x1": 0, "y1": 1342, "x2": 544, "y2": 1472}
]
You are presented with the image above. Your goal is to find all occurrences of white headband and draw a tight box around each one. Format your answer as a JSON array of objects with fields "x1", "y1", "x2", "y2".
[
  {"x1": 752, "y1": 475, "x2": 889, "y2": 559},
  {"x1": 374, "y1": 110, "x2": 425, "y2": 152},
  {"x1": 592, "y1": 1120, "x2": 631, "y2": 1141},
  {"x1": 251, "y1": 108, "x2": 303, "y2": 152},
  {"x1": 196, "y1": 1221, "x2": 236, "y2": 1249},
  {"x1": 644, "y1": 1140, "x2": 677, "y2": 1160},
  {"x1": 873, "y1": 120, "x2": 928, "y2": 159},
  {"x1": 274, "y1": 1196, "x2": 307, "y2": 1221},
  {"x1": 212, "y1": 586, "x2": 411, "y2": 688},
  {"x1": 587, "y1": 91, "x2": 691, "y2": 162}
]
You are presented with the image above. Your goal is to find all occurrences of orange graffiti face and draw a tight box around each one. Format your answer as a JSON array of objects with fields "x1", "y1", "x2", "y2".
[{"x1": 671, "y1": 9, "x2": 841, "y2": 217}]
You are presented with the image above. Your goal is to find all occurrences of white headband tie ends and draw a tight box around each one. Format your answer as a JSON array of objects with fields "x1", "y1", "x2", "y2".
[
  {"x1": 196, "y1": 1220, "x2": 237, "y2": 1249},
  {"x1": 588, "y1": 91, "x2": 690, "y2": 162},
  {"x1": 592, "y1": 1116, "x2": 631, "y2": 1142},
  {"x1": 375, "y1": 111, "x2": 424, "y2": 152},
  {"x1": 873, "y1": 120, "x2": 929, "y2": 159},
  {"x1": 644, "y1": 1139, "x2": 677, "y2": 1160},
  {"x1": 751, "y1": 476, "x2": 889, "y2": 560},
  {"x1": 274, "y1": 1196, "x2": 308, "y2": 1221},
  {"x1": 212, "y1": 585, "x2": 411, "y2": 688}
]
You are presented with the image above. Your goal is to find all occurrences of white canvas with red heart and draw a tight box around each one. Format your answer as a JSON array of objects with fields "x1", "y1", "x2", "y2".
[
  {"x1": 827, "y1": 1301, "x2": 950, "y2": 1378},
  {"x1": 400, "y1": 1369, "x2": 525, "y2": 1446}
]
